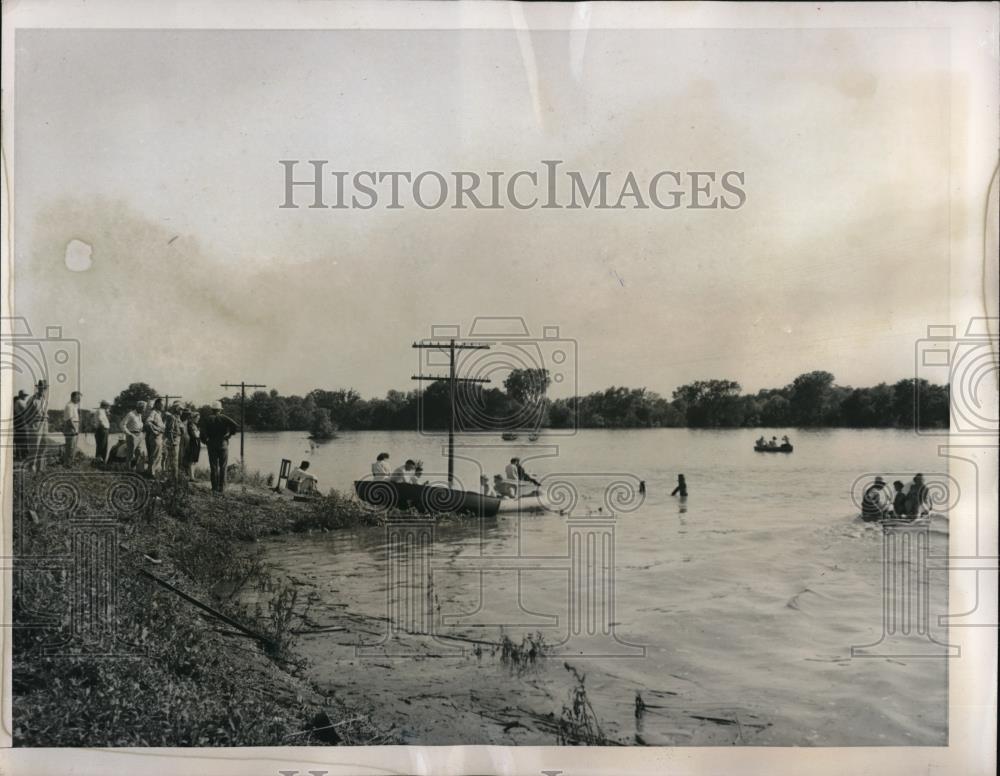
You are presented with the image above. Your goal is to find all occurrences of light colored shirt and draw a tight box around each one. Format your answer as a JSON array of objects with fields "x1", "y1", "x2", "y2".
[
  {"x1": 390, "y1": 466, "x2": 412, "y2": 483},
  {"x1": 64, "y1": 401, "x2": 80, "y2": 428},
  {"x1": 123, "y1": 410, "x2": 143, "y2": 436},
  {"x1": 96, "y1": 408, "x2": 110, "y2": 429},
  {"x1": 504, "y1": 463, "x2": 518, "y2": 481},
  {"x1": 289, "y1": 467, "x2": 316, "y2": 482},
  {"x1": 371, "y1": 460, "x2": 391, "y2": 479}
]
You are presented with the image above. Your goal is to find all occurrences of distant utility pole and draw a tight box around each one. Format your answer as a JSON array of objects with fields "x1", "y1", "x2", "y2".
[
  {"x1": 220, "y1": 380, "x2": 266, "y2": 466},
  {"x1": 159, "y1": 394, "x2": 182, "y2": 408},
  {"x1": 412, "y1": 338, "x2": 490, "y2": 486}
]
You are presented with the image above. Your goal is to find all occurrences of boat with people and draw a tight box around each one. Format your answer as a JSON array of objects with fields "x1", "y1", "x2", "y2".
[
  {"x1": 354, "y1": 337, "x2": 549, "y2": 517},
  {"x1": 501, "y1": 431, "x2": 518, "y2": 441},
  {"x1": 754, "y1": 435, "x2": 794, "y2": 453},
  {"x1": 355, "y1": 478, "x2": 502, "y2": 517}
]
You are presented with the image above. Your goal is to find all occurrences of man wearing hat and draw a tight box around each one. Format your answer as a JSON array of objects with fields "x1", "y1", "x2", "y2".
[
  {"x1": 12, "y1": 389, "x2": 30, "y2": 461},
  {"x1": 162, "y1": 402, "x2": 187, "y2": 480},
  {"x1": 861, "y1": 475, "x2": 892, "y2": 522},
  {"x1": 26, "y1": 379, "x2": 50, "y2": 471},
  {"x1": 94, "y1": 400, "x2": 111, "y2": 464},
  {"x1": 201, "y1": 400, "x2": 239, "y2": 493}
]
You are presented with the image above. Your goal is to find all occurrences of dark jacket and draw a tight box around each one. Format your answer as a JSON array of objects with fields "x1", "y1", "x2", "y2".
[{"x1": 200, "y1": 413, "x2": 239, "y2": 448}]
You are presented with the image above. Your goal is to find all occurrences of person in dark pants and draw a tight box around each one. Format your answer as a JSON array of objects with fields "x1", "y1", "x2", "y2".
[
  {"x1": 94, "y1": 400, "x2": 111, "y2": 463},
  {"x1": 200, "y1": 401, "x2": 239, "y2": 493},
  {"x1": 12, "y1": 389, "x2": 30, "y2": 461}
]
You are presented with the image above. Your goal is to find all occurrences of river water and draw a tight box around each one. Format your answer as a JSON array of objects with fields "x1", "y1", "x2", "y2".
[{"x1": 89, "y1": 427, "x2": 952, "y2": 745}]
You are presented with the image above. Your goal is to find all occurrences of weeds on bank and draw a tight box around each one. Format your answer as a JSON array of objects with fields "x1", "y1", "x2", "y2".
[{"x1": 557, "y1": 663, "x2": 611, "y2": 746}]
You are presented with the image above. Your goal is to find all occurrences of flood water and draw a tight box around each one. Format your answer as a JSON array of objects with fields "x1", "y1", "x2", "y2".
[{"x1": 90, "y1": 427, "x2": 952, "y2": 745}]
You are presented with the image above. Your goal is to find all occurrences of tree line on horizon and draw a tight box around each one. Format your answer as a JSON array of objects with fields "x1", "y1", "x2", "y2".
[{"x1": 82, "y1": 369, "x2": 949, "y2": 434}]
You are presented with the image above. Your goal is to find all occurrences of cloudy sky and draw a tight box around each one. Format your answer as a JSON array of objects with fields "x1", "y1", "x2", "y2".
[{"x1": 14, "y1": 27, "x2": 951, "y2": 407}]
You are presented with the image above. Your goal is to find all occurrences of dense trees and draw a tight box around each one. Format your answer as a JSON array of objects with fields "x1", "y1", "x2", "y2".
[{"x1": 97, "y1": 373, "x2": 950, "y2": 433}]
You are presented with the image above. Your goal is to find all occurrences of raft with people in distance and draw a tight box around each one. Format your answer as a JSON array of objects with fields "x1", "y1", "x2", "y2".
[{"x1": 754, "y1": 442, "x2": 793, "y2": 453}]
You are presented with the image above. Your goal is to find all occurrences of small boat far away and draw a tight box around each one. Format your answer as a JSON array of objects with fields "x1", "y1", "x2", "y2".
[
  {"x1": 501, "y1": 431, "x2": 518, "y2": 441},
  {"x1": 754, "y1": 441, "x2": 794, "y2": 453}
]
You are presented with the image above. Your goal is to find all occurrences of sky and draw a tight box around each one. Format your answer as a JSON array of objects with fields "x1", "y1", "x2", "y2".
[{"x1": 12, "y1": 27, "x2": 952, "y2": 408}]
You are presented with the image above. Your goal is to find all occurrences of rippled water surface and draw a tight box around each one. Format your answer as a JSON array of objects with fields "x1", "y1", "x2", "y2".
[{"x1": 174, "y1": 428, "x2": 952, "y2": 744}]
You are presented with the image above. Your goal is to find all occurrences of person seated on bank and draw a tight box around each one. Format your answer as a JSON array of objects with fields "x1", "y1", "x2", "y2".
[
  {"x1": 287, "y1": 460, "x2": 319, "y2": 495},
  {"x1": 107, "y1": 436, "x2": 132, "y2": 470},
  {"x1": 671, "y1": 474, "x2": 688, "y2": 497},
  {"x1": 861, "y1": 476, "x2": 892, "y2": 522},
  {"x1": 411, "y1": 461, "x2": 424, "y2": 485},
  {"x1": 480, "y1": 474, "x2": 490, "y2": 496},
  {"x1": 391, "y1": 459, "x2": 417, "y2": 483},
  {"x1": 371, "y1": 452, "x2": 391, "y2": 479}
]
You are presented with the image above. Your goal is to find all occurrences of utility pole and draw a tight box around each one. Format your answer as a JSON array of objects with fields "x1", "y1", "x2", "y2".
[
  {"x1": 220, "y1": 380, "x2": 266, "y2": 466},
  {"x1": 159, "y1": 394, "x2": 182, "y2": 408},
  {"x1": 412, "y1": 338, "x2": 490, "y2": 487}
]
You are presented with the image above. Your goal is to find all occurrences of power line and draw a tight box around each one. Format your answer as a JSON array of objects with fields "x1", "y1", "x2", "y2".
[
  {"x1": 220, "y1": 381, "x2": 266, "y2": 466},
  {"x1": 412, "y1": 339, "x2": 490, "y2": 486}
]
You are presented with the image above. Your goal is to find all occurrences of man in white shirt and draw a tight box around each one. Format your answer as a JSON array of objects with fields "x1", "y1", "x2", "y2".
[
  {"x1": 94, "y1": 400, "x2": 111, "y2": 463},
  {"x1": 287, "y1": 460, "x2": 319, "y2": 495},
  {"x1": 63, "y1": 391, "x2": 82, "y2": 464},
  {"x1": 123, "y1": 401, "x2": 146, "y2": 470},
  {"x1": 390, "y1": 459, "x2": 416, "y2": 483}
]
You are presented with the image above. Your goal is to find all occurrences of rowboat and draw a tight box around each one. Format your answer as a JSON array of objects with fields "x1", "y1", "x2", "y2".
[
  {"x1": 501, "y1": 432, "x2": 518, "y2": 441},
  {"x1": 354, "y1": 479, "x2": 502, "y2": 517},
  {"x1": 754, "y1": 443, "x2": 794, "y2": 453}
]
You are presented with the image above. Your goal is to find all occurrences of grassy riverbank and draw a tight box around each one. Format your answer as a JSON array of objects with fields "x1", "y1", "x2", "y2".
[{"x1": 11, "y1": 462, "x2": 395, "y2": 747}]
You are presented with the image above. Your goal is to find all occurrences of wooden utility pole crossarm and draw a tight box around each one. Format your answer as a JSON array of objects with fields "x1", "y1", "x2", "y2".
[
  {"x1": 412, "y1": 338, "x2": 491, "y2": 486},
  {"x1": 220, "y1": 380, "x2": 266, "y2": 466}
]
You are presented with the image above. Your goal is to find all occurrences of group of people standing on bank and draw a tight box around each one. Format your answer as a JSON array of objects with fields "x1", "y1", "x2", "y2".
[
  {"x1": 12, "y1": 383, "x2": 240, "y2": 494},
  {"x1": 862, "y1": 473, "x2": 932, "y2": 522}
]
